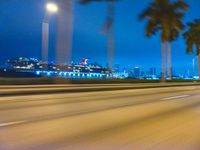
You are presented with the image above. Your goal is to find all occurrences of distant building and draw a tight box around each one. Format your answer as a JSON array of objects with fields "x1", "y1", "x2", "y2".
[
  {"x1": 113, "y1": 64, "x2": 120, "y2": 73},
  {"x1": 140, "y1": 71, "x2": 146, "y2": 78},
  {"x1": 134, "y1": 67, "x2": 140, "y2": 78},
  {"x1": 149, "y1": 67, "x2": 156, "y2": 76}
]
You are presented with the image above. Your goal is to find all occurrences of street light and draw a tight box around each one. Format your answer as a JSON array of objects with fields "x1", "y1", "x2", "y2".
[
  {"x1": 42, "y1": 2, "x2": 58, "y2": 65},
  {"x1": 46, "y1": 3, "x2": 58, "y2": 13}
]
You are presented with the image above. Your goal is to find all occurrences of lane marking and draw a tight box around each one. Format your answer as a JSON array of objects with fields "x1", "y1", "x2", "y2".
[
  {"x1": 0, "y1": 120, "x2": 27, "y2": 127},
  {"x1": 161, "y1": 95, "x2": 190, "y2": 100}
]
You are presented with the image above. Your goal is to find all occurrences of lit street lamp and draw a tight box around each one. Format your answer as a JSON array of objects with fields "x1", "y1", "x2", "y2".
[
  {"x1": 42, "y1": 2, "x2": 58, "y2": 65},
  {"x1": 46, "y1": 3, "x2": 58, "y2": 13}
]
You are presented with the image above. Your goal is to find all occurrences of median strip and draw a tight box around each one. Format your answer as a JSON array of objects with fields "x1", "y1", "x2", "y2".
[{"x1": 0, "y1": 83, "x2": 199, "y2": 97}]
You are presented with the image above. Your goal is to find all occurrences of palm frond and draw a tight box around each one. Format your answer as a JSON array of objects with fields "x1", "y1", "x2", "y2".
[
  {"x1": 183, "y1": 19, "x2": 200, "y2": 55},
  {"x1": 139, "y1": 0, "x2": 188, "y2": 42}
]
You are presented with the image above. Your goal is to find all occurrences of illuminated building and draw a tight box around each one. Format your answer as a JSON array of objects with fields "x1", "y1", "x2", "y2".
[
  {"x1": 4, "y1": 57, "x2": 112, "y2": 78},
  {"x1": 134, "y1": 67, "x2": 140, "y2": 78}
]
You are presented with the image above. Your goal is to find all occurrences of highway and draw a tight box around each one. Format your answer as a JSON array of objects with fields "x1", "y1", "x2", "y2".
[{"x1": 0, "y1": 84, "x2": 200, "y2": 150}]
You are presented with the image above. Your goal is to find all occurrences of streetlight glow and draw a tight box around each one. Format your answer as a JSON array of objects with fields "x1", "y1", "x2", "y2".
[{"x1": 46, "y1": 2, "x2": 58, "y2": 13}]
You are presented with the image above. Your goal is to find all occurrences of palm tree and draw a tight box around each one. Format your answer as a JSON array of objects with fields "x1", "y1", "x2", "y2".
[
  {"x1": 166, "y1": 0, "x2": 188, "y2": 79},
  {"x1": 79, "y1": 0, "x2": 119, "y2": 68},
  {"x1": 139, "y1": 0, "x2": 188, "y2": 81},
  {"x1": 183, "y1": 19, "x2": 200, "y2": 80}
]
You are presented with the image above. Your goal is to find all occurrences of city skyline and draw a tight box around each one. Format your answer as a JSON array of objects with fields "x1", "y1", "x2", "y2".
[
  {"x1": 2, "y1": 56, "x2": 196, "y2": 80},
  {"x1": 1, "y1": 0, "x2": 200, "y2": 74}
]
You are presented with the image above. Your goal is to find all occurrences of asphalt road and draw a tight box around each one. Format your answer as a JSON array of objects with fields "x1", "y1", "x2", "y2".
[{"x1": 1, "y1": 85, "x2": 200, "y2": 150}]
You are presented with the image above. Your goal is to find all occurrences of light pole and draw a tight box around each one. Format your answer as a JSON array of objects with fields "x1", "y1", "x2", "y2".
[{"x1": 42, "y1": 2, "x2": 58, "y2": 65}]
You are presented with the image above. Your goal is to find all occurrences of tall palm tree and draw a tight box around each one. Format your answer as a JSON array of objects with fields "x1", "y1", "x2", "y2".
[
  {"x1": 166, "y1": 0, "x2": 188, "y2": 79},
  {"x1": 183, "y1": 19, "x2": 200, "y2": 80},
  {"x1": 139, "y1": 0, "x2": 188, "y2": 81},
  {"x1": 79, "y1": 0, "x2": 119, "y2": 68}
]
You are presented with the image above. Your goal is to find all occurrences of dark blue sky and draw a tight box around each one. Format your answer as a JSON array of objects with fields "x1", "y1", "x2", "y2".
[{"x1": 0, "y1": 0, "x2": 200, "y2": 73}]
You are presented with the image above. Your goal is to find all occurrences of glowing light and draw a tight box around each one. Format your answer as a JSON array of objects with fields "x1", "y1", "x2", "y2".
[
  {"x1": 36, "y1": 71, "x2": 40, "y2": 75},
  {"x1": 47, "y1": 72, "x2": 51, "y2": 76},
  {"x1": 46, "y1": 3, "x2": 58, "y2": 13}
]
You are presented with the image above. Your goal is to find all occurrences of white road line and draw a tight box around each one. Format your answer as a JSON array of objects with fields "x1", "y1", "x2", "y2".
[
  {"x1": 161, "y1": 95, "x2": 190, "y2": 100},
  {"x1": 0, "y1": 120, "x2": 27, "y2": 127}
]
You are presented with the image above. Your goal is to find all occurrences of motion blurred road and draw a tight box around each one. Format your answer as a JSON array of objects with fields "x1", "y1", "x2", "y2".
[{"x1": 1, "y1": 84, "x2": 200, "y2": 150}]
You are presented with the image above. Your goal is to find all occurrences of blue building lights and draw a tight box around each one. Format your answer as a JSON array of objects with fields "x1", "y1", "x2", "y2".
[{"x1": 3, "y1": 57, "x2": 113, "y2": 79}]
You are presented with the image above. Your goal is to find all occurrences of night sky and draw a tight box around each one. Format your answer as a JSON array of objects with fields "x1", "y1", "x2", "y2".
[{"x1": 1, "y1": 0, "x2": 200, "y2": 74}]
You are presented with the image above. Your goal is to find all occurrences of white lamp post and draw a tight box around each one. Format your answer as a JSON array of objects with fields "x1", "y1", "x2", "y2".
[{"x1": 42, "y1": 2, "x2": 58, "y2": 65}]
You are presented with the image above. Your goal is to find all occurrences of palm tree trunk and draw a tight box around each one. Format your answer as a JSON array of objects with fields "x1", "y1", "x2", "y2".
[
  {"x1": 198, "y1": 54, "x2": 200, "y2": 80},
  {"x1": 167, "y1": 42, "x2": 172, "y2": 80},
  {"x1": 161, "y1": 41, "x2": 166, "y2": 82}
]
